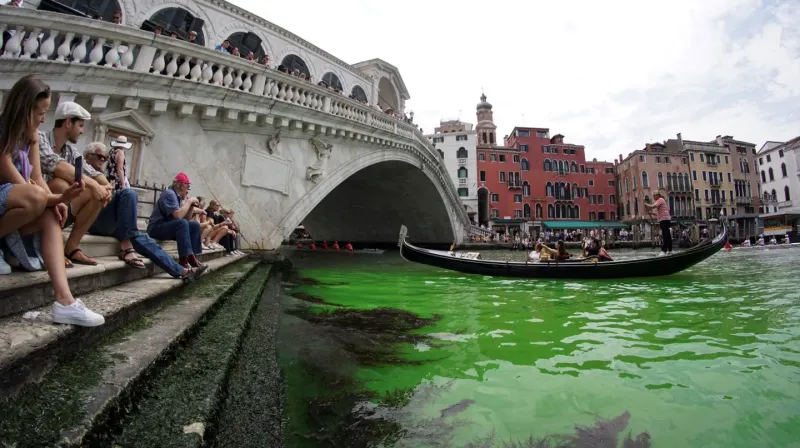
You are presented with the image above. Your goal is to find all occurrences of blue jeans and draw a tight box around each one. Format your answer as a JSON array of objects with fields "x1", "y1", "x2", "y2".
[
  {"x1": 148, "y1": 218, "x2": 202, "y2": 259},
  {"x1": 89, "y1": 188, "x2": 184, "y2": 278}
]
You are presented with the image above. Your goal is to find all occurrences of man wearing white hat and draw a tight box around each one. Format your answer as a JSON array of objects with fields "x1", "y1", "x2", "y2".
[{"x1": 39, "y1": 102, "x2": 113, "y2": 267}]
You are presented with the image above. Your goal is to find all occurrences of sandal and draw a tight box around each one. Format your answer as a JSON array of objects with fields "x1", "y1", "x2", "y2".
[
  {"x1": 65, "y1": 248, "x2": 98, "y2": 266},
  {"x1": 118, "y1": 248, "x2": 145, "y2": 269},
  {"x1": 179, "y1": 267, "x2": 196, "y2": 284}
]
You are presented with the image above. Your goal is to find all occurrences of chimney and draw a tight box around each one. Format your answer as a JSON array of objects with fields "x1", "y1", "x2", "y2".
[
  {"x1": 677, "y1": 133, "x2": 684, "y2": 148},
  {"x1": 646, "y1": 143, "x2": 652, "y2": 152},
  {"x1": 618, "y1": 154, "x2": 623, "y2": 163}
]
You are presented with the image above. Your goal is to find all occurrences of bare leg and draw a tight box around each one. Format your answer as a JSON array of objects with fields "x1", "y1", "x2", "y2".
[
  {"x1": 212, "y1": 226, "x2": 228, "y2": 243},
  {"x1": 39, "y1": 209, "x2": 76, "y2": 306},
  {"x1": 50, "y1": 178, "x2": 102, "y2": 264},
  {"x1": 0, "y1": 184, "x2": 47, "y2": 237}
]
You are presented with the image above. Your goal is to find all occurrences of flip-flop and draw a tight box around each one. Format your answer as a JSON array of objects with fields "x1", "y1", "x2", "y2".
[{"x1": 65, "y1": 248, "x2": 98, "y2": 266}]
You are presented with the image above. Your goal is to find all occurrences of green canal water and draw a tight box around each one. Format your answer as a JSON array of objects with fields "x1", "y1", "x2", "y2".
[{"x1": 279, "y1": 247, "x2": 800, "y2": 447}]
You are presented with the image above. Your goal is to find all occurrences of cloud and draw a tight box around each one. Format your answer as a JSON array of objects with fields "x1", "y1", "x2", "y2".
[{"x1": 232, "y1": 0, "x2": 799, "y2": 160}]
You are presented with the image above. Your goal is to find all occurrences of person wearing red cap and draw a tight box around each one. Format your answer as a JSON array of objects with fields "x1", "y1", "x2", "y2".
[{"x1": 147, "y1": 172, "x2": 207, "y2": 275}]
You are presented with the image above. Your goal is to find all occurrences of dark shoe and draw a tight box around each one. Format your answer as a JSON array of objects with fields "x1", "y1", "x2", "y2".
[{"x1": 194, "y1": 263, "x2": 209, "y2": 278}]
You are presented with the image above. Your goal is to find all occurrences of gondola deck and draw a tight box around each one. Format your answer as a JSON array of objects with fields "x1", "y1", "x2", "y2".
[{"x1": 398, "y1": 226, "x2": 727, "y2": 279}]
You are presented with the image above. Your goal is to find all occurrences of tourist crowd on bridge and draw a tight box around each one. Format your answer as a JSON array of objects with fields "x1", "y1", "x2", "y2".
[{"x1": 0, "y1": 75, "x2": 244, "y2": 328}]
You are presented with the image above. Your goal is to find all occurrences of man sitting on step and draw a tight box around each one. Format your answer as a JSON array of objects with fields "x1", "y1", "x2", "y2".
[
  {"x1": 147, "y1": 172, "x2": 207, "y2": 274},
  {"x1": 38, "y1": 102, "x2": 111, "y2": 268},
  {"x1": 82, "y1": 143, "x2": 202, "y2": 281}
]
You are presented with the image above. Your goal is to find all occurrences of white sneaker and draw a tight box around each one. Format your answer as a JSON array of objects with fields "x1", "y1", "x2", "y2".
[
  {"x1": 657, "y1": 251, "x2": 667, "y2": 257},
  {"x1": 0, "y1": 250, "x2": 11, "y2": 275},
  {"x1": 52, "y1": 299, "x2": 105, "y2": 327}
]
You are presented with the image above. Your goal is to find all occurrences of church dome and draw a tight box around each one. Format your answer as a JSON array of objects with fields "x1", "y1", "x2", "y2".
[{"x1": 476, "y1": 93, "x2": 492, "y2": 110}]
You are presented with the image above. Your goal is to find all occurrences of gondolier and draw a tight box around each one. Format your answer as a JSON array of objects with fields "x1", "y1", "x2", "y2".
[{"x1": 644, "y1": 190, "x2": 672, "y2": 256}]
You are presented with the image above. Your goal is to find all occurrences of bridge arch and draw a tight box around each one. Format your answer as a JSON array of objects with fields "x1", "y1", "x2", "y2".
[{"x1": 271, "y1": 150, "x2": 462, "y2": 246}]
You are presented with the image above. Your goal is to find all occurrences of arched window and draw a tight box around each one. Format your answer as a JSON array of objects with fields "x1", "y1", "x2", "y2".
[
  {"x1": 563, "y1": 182, "x2": 571, "y2": 200},
  {"x1": 761, "y1": 170, "x2": 766, "y2": 183},
  {"x1": 521, "y1": 158, "x2": 530, "y2": 170},
  {"x1": 548, "y1": 204, "x2": 555, "y2": 218},
  {"x1": 489, "y1": 133, "x2": 495, "y2": 144},
  {"x1": 522, "y1": 181, "x2": 530, "y2": 196},
  {"x1": 642, "y1": 171, "x2": 649, "y2": 188},
  {"x1": 226, "y1": 32, "x2": 266, "y2": 59},
  {"x1": 781, "y1": 163, "x2": 787, "y2": 177},
  {"x1": 458, "y1": 167, "x2": 468, "y2": 179},
  {"x1": 555, "y1": 203, "x2": 562, "y2": 219},
  {"x1": 143, "y1": 7, "x2": 205, "y2": 44},
  {"x1": 536, "y1": 203, "x2": 543, "y2": 218},
  {"x1": 771, "y1": 189, "x2": 777, "y2": 200},
  {"x1": 768, "y1": 168, "x2": 774, "y2": 181},
  {"x1": 524, "y1": 203, "x2": 531, "y2": 218},
  {"x1": 677, "y1": 173, "x2": 684, "y2": 191},
  {"x1": 684, "y1": 173, "x2": 690, "y2": 189},
  {"x1": 626, "y1": 201, "x2": 631, "y2": 216},
  {"x1": 572, "y1": 184, "x2": 579, "y2": 199},
  {"x1": 351, "y1": 85, "x2": 368, "y2": 103},
  {"x1": 544, "y1": 160, "x2": 551, "y2": 171},
  {"x1": 785, "y1": 186, "x2": 791, "y2": 201},
  {"x1": 41, "y1": 0, "x2": 124, "y2": 26},
  {"x1": 280, "y1": 54, "x2": 310, "y2": 78},
  {"x1": 658, "y1": 172, "x2": 664, "y2": 188},
  {"x1": 634, "y1": 198, "x2": 639, "y2": 215},
  {"x1": 666, "y1": 173, "x2": 672, "y2": 190},
  {"x1": 571, "y1": 161, "x2": 578, "y2": 173},
  {"x1": 457, "y1": 147, "x2": 468, "y2": 158},
  {"x1": 561, "y1": 204, "x2": 568, "y2": 219},
  {"x1": 668, "y1": 197, "x2": 675, "y2": 216},
  {"x1": 574, "y1": 205, "x2": 580, "y2": 219},
  {"x1": 546, "y1": 182, "x2": 553, "y2": 196},
  {"x1": 558, "y1": 160, "x2": 565, "y2": 173},
  {"x1": 625, "y1": 178, "x2": 630, "y2": 192},
  {"x1": 321, "y1": 72, "x2": 343, "y2": 91}
]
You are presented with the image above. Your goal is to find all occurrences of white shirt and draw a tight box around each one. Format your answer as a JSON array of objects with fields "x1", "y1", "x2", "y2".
[{"x1": 528, "y1": 251, "x2": 540, "y2": 262}]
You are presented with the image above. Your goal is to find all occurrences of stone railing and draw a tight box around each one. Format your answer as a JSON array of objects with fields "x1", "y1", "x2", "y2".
[{"x1": 0, "y1": 8, "x2": 470, "y2": 230}]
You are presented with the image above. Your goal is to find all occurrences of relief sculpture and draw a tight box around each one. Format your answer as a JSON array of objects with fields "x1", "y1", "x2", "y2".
[{"x1": 306, "y1": 137, "x2": 333, "y2": 183}]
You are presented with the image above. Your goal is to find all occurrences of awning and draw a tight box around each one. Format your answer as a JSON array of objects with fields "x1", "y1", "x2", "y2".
[{"x1": 542, "y1": 220, "x2": 630, "y2": 230}]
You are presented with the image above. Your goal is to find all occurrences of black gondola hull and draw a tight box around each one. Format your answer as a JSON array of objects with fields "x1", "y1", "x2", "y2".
[{"x1": 399, "y1": 227, "x2": 726, "y2": 279}]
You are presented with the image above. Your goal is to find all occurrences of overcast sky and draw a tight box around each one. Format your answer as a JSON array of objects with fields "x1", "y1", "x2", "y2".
[{"x1": 232, "y1": 0, "x2": 799, "y2": 161}]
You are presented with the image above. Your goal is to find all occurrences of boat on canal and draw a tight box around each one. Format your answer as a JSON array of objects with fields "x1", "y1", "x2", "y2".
[{"x1": 398, "y1": 225, "x2": 727, "y2": 279}]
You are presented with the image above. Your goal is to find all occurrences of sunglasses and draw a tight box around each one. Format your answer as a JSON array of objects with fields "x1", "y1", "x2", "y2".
[{"x1": 92, "y1": 153, "x2": 108, "y2": 162}]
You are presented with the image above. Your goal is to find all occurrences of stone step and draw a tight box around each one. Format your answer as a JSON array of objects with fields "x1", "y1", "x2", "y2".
[
  {"x1": 0, "y1": 254, "x2": 254, "y2": 401},
  {"x1": 0, "y1": 246, "x2": 225, "y2": 319}
]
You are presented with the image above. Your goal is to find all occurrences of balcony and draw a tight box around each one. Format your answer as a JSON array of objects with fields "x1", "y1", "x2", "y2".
[
  {"x1": 458, "y1": 158, "x2": 468, "y2": 166},
  {"x1": 507, "y1": 182, "x2": 522, "y2": 190},
  {"x1": 709, "y1": 182, "x2": 721, "y2": 188},
  {"x1": 736, "y1": 196, "x2": 752, "y2": 205},
  {"x1": 458, "y1": 178, "x2": 467, "y2": 187},
  {"x1": 778, "y1": 200, "x2": 793, "y2": 209}
]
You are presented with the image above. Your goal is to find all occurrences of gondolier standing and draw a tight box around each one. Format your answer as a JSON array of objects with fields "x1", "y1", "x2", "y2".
[{"x1": 645, "y1": 190, "x2": 672, "y2": 256}]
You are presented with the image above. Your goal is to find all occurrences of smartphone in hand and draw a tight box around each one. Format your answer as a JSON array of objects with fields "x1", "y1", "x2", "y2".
[{"x1": 74, "y1": 156, "x2": 83, "y2": 183}]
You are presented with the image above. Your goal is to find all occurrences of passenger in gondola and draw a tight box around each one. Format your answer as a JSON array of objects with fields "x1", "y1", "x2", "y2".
[
  {"x1": 741, "y1": 238, "x2": 751, "y2": 247},
  {"x1": 528, "y1": 242, "x2": 557, "y2": 263},
  {"x1": 584, "y1": 238, "x2": 613, "y2": 261},
  {"x1": 555, "y1": 241, "x2": 571, "y2": 261},
  {"x1": 332, "y1": 241, "x2": 340, "y2": 250},
  {"x1": 449, "y1": 240, "x2": 456, "y2": 256},
  {"x1": 345, "y1": 242, "x2": 353, "y2": 251}
]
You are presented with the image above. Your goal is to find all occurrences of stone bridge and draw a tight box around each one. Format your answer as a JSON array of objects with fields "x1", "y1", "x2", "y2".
[{"x1": 0, "y1": 3, "x2": 472, "y2": 248}]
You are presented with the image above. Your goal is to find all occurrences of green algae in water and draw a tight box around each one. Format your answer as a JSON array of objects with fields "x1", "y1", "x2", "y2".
[{"x1": 280, "y1": 248, "x2": 800, "y2": 447}]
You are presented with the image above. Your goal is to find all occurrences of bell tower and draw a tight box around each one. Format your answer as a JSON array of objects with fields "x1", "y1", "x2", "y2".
[{"x1": 475, "y1": 93, "x2": 497, "y2": 147}]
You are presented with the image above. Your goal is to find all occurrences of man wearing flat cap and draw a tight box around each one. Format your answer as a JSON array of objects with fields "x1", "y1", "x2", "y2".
[{"x1": 39, "y1": 102, "x2": 113, "y2": 268}]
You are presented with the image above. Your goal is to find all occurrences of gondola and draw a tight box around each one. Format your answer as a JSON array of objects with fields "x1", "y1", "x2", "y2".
[{"x1": 398, "y1": 225, "x2": 726, "y2": 279}]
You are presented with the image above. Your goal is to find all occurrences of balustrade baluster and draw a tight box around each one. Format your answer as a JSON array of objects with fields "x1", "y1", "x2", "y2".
[
  {"x1": 284, "y1": 86, "x2": 294, "y2": 103},
  {"x1": 71, "y1": 35, "x2": 90, "y2": 63},
  {"x1": 118, "y1": 43, "x2": 135, "y2": 69},
  {"x1": 263, "y1": 79, "x2": 273, "y2": 97},
  {"x1": 55, "y1": 31, "x2": 74, "y2": 61},
  {"x1": 299, "y1": 90, "x2": 307, "y2": 106},
  {"x1": 190, "y1": 59, "x2": 203, "y2": 81},
  {"x1": 2, "y1": 26, "x2": 24, "y2": 58},
  {"x1": 276, "y1": 82, "x2": 286, "y2": 100},
  {"x1": 152, "y1": 50, "x2": 166, "y2": 73},
  {"x1": 178, "y1": 54, "x2": 191, "y2": 77},
  {"x1": 212, "y1": 64, "x2": 224, "y2": 85},
  {"x1": 104, "y1": 40, "x2": 121, "y2": 66},
  {"x1": 0, "y1": 24, "x2": 6, "y2": 52},
  {"x1": 224, "y1": 69, "x2": 234, "y2": 88},
  {"x1": 242, "y1": 73, "x2": 252, "y2": 92},
  {"x1": 270, "y1": 80, "x2": 279, "y2": 98},
  {"x1": 22, "y1": 28, "x2": 41, "y2": 58},
  {"x1": 38, "y1": 30, "x2": 57, "y2": 60},
  {"x1": 165, "y1": 52, "x2": 179, "y2": 76},
  {"x1": 201, "y1": 62, "x2": 214, "y2": 83},
  {"x1": 88, "y1": 37, "x2": 105, "y2": 65},
  {"x1": 310, "y1": 94, "x2": 319, "y2": 109}
]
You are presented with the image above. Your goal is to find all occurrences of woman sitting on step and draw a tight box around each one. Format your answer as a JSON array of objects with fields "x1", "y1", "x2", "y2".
[{"x1": 0, "y1": 75, "x2": 104, "y2": 327}]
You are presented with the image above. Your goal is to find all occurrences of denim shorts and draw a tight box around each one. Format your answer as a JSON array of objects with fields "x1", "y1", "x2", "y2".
[{"x1": 0, "y1": 183, "x2": 13, "y2": 216}]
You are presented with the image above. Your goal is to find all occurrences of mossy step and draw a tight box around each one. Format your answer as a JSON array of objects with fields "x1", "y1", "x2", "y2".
[
  {"x1": 104, "y1": 264, "x2": 273, "y2": 448},
  {"x1": 0, "y1": 260, "x2": 261, "y2": 448},
  {"x1": 0, "y1": 253, "x2": 248, "y2": 399},
  {"x1": 210, "y1": 272, "x2": 284, "y2": 447},
  {"x1": 0, "y1": 247, "x2": 226, "y2": 319}
]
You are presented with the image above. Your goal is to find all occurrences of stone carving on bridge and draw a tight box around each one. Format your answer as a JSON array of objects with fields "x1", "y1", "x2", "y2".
[
  {"x1": 266, "y1": 131, "x2": 281, "y2": 154},
  {"x1": 306, "y1": 138, "x2": 333, "y2": 183}
]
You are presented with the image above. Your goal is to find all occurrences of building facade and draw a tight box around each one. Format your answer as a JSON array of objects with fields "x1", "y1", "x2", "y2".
[
  {"x1": 615, "y1": 143, "x2": 694, "y2": 224},
  {"x1": 758, "y1": 137, "x2": 800, "y2": 214},
  {"x1": 715, "y1": 135, "x2": 760, "y2": 216},
  {"x1": 427, "y1": 120, "x2": 478, "y2": 222},
  {"x1": 585, "y1": 159, "x2": 618, "y2": 221}
]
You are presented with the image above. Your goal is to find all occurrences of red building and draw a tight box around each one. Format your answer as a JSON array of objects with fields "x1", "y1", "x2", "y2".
[{"x1": 474, "y1": 95, "x2": 620, "y2": 236}]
